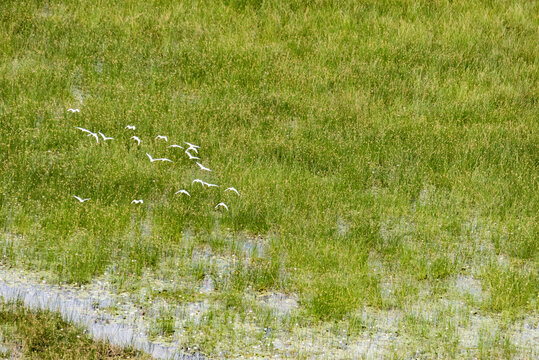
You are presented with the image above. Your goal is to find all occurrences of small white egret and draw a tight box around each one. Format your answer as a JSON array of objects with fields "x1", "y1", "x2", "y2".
[
  {"x1": 215, "y1": 202, "x2": 229, "y2": 211},
  {"x1": 155, "y1": 135, "x2": 168, "y2": 141},
  {"x1": 204, "y1": 182, "x2": 219, "y2": 188},
  {"x1": 146, "y1": 153, "x2": 173, "y2": 163},
  {"x1": 175, "y1": 189, "x2": 191, "y2": 197},
  {"x1": 192, "y1": 179, "x2": 205, "y2": 186},
  {"x1": 73, "y1": 195, "x2": 90, "y2": 202},
  {"x1": 224, "y1": 187, "x2": 240, "y2": 196},
  {"x1": 131, "y1": 199, "x2": 144, "y2": 204},
  {"x1": 185, "y1": 151, "x2": 200, "y2": 160},
  {"x1": 168, "y1": 144, "x2": 184, "y2": 149},
  {"x1": 98, "y1": 132, "x2": 114, "y2": 141},
  {"x1": 196, "y1": 162, "x2": 211, "y2": 172},
  {"x1": 87, "y1": 133, "x2": 99, "y2": 142},
  {"x1": 131, "y1": 136, "x2": 141, "y2": 145},
  {"x1": 125, "y1": 125, "x2": 136, "y2": 130},
  {"x1": 67, "y1": 108, "x2": 80, "y2": 113},
  {"x1": 185, "y1": 142, "x2": 200, "y2": 149},
  {"x1": 76, "y1": 127, "x2": 99, "y2": 143},
  {"x1": 75, "y1": 126, "x2": 93, "y2": 134}
]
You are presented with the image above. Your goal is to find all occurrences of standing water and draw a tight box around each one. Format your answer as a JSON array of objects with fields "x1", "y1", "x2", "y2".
[{"x1": 0, "y1": 265, "x2": 203, "y2": 360}]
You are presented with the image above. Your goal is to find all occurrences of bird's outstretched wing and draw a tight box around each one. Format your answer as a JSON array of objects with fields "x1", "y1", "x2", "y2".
[
  {"x1": 185, "y1": 142, "x2": 200, "y2": 149},
  {"x1": 185, "y1": 151, "x2": 200, "y2": 160},
  {"x1": 196, "y1": 162, "x2": 211, "y2": 171},
  {"x1": 87, "y1": 133, "x2": 99, "y2": 143},
  {"x1": 99, "y1": 132, "x2": 114, "y2": 140},
  {"x1": 76, "y1": 127, "x2": 93, "y2": 134},
  {"x1": 225, "y1": 187, "x2": 240, "y2": 196},
  {"x1": 175, "y1": 189, "x2": 190, "y2": 196},
  {"x1": 215, "y1": 202, "x2": 229, "y2": 211}
]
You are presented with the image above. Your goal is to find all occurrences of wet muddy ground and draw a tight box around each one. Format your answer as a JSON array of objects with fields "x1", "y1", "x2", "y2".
[{"x1": 1, "y1": 262, "x2": 537, "y2": 359}]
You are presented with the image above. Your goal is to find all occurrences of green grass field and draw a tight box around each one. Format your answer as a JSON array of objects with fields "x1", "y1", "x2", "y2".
[{"x1": 0, "y1": 0, "x2": 537, "y2": 358}]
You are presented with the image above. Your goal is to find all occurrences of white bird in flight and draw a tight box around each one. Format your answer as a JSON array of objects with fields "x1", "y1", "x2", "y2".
[
  {"x1": 87, "y1": 133, "x2": 99, "y2": 142},
  {"x1": 185, "y1": 142, "x2": 200, "y2": 149},
  {"x1": 192, "y1": 179, "x2": 205, "y2": 186},
  {"x1": 75, "y1": 127, "x2": 99, "y2": 143},
  {"x1": 175, "y1": 189, "x2": 191, "y2": 197},
  {"x1": 192, "y1": 179, "x2": 218, "y2": 188},
  {"x1": 131, "y1": 136, "x2": 141, "y2": 145},
  {"x1": 168, "y1": 144, "x2": 184, "y2": 149},
  {"x1": 185, "y1": 143, "x2": 199, "y2": 154},
  {"x1": 75, "y1": 126, "x2": 93, "y2": 134},
  {"x1": 155, "y1": 135, "x2": 168, "y2": 141},
  {"x1": 131, "y1": 199, "x2": 144, "y2": 204},
  {"x1": 73, "y1": 195, "x2": 90, "y2": 202},
  {"x1": 98, "y1": 132, "x2": 114, "y2": 141},
  {"x1": 196, "y1": 162, "x2": 211, "y2": 172},
  {"x1": 125, "y1": 125, "x2": 136, "y2": 130},
  {"x1": 146, "y1": 153, "x2": 173, "y2": 163},
  {"x1": 67, "y1": 108, "x2": 80, "y2": 113},
  {"x1": 215, "y1": 202, "x2": 229, "y2": 211},
  {"x1": 185, "y1": 151, "x2": 200, "y2": 160},
  {"x1": 225, "y1": 187, "x2": 240, "y2": 196}
]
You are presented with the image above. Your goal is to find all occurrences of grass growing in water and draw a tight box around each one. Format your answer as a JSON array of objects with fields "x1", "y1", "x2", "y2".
[
  {"x1": 0, "y1": 301, "x2": 149, "y2": 359},
  {"x1": 0, "y1": 0, "x2": 537, "y2": 357}
]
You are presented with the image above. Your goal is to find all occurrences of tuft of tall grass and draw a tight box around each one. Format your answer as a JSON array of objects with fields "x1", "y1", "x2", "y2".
[{"x1": 481, "y1": 263, "x2": 537, "y2": 314}]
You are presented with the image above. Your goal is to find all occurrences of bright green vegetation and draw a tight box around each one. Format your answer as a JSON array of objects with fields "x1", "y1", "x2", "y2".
[
  {"x1": 0, "y1": 0, "x2": 537, "y2": 357},
  {"x1": 0, "y1": 301, "x2": 150, "y2": 359}
]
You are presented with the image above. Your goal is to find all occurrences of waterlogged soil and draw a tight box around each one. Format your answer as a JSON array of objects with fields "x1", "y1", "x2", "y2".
[
  {"x1": 0, "y1": 230, "x2": 537, "y2": 358},
  {"x1": 0, "y1": 262, "x2": 537, "y2": 359},
  {"x1": 0, "y1": 265, "x2": 203, "y2": 360}
]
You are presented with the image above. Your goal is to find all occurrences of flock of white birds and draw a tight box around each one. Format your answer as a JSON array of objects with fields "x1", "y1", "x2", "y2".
[{"x1": 70, "y1": 109, "x2": 240, "y2": 211}]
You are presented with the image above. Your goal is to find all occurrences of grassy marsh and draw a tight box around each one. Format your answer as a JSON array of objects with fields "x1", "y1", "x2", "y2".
[
  {"x1": 0, "y1": 0, "x2": 537, "y2": 358},
  {"x1": 0, "y1": 301, "x2": 150, "y2": 359}
]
